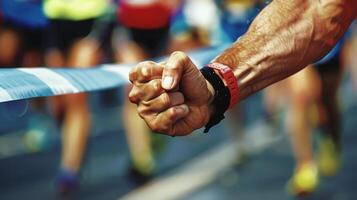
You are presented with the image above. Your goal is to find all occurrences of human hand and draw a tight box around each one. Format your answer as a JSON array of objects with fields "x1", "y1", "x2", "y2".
[{"x1": 129, "y1": 51, "x2": 215, "y2": 136}]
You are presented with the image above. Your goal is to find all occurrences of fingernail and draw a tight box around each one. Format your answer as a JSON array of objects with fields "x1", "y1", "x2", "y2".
[{"x1": 162, "y1": 76, "x2": 173, "y2": 89}]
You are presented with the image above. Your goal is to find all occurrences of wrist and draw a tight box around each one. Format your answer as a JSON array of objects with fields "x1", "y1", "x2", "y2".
[
  {"x1": 206, "y1": 80, "x2": 215, "y2": 104},
  {"x1": 200, "y1": 63, "x2": 237, "y2": 133},
  {"x1": 205, "y1": 80, "x2": 216, "y2": 121}
]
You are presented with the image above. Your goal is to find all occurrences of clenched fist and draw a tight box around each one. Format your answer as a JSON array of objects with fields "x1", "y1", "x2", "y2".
[{"x1": 128, "y1": 51, "x2": 215, "y2": 136}]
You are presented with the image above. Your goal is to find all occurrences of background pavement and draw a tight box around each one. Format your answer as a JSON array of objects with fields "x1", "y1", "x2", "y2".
[{"x1": 0, "y1": 75, "x2": 357, "y2": 200}]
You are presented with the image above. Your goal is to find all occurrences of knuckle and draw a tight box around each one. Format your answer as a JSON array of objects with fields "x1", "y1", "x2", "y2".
[
  {"x1": 136, "y1": 61, "x2": 148, "y2": 67},
  {"x1": 149, "y1": 119, "x2": 170, "y2": 134},
  {"x1": 128, "y1": 92, "x2": 138, "y2": 103},
  {"x1": 169, "y1": 51, "x2": 189, "y2": 70},
  {"x1": 172, "y1": 51, "x2": 187, "y2": 59},
  {"x1": 168, "y1": 108, "x2": 178, "y2": 121},
  {"x1": 143, "y1": 60, "x2": 156, "y2": 65},
  {"x1": 160, "y1": 93, "x2": 171, "y2": 107},
  {"x1": 128, "y1": 87, "x2": 142, "y2": 103},
  {"x1": 152, "y1": 79, "x2": 162, "y2": 91},
  {"x1": 128, "y1": 96, "x2": 137, "y2": 104},
  {"x1": 137, "y1": 61, "x2": 156, "y2": 69},
  {"x1": 140, "y1": 99, "x2": 151, "y2": 107},
  {"x1": 149, "y1": 120, "x2": 160, "y2": 132},
  {"x1": 173, "y1": 51, "x2": 189, "y2": 62},
  {"x1": 129, "y1": 69, "x2": 137, "y2": 83},
  {"x1": 137, "y1": 61, "x2": 157, "y2": 81},
  {"x1": 147, "y1": 79, "x2": 162, "y2": 94},
  {"x1": 137, "y1": 104, "x2": 148, "y2": 116},
  {"x1": 140, "y1": 68, "x2": 150, "y2": 79},
  {"x1": 137, "y1": 110, "x2": 145, "y2": 119}
]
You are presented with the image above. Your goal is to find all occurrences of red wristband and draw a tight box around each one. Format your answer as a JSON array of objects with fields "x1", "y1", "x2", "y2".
[{"x1": 206, "y1": 63, "x2": 239, "y2": 109}]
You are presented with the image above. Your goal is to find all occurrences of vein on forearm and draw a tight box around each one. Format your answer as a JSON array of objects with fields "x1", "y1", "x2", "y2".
[{"x1": 214, "y1": 0, "x2": 355, "y2": 100}]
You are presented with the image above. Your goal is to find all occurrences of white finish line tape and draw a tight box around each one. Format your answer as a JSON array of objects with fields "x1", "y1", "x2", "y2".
[{"x1": 0, "y1": 45, "x2": 228, "y2": 103}]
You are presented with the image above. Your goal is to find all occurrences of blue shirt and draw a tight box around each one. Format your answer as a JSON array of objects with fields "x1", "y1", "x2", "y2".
[{"x1": 0, "y1": 0, "x2": 47, "y2": 29}]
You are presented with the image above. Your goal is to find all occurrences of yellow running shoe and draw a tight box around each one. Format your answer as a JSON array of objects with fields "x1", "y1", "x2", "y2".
[
  {"x1": 286, "y1": 163, "x2": 319, "y2": 196},
  {"x1": 317, "y1": 135, "x2": 341, "y2": 177},
  {"x1": 132, "y1": 151, "x2": 156, "y2": 176}
]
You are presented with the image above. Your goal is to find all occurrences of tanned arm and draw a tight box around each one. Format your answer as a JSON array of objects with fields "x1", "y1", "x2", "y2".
[
  {"x1": 215, "y1": 0, "x2": 356, "y2": 100},
  {"x1": 128, "y1": 0, "x2": 356, "y2": 136}
]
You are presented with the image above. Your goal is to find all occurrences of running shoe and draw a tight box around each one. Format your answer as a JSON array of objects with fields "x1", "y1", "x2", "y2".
[
  {"x1": 23, "y1": 113, "x2": 55, "y2": 153},
  {"x1": 55, "y1": 168, "x2": 79, "y2": 195},
  {"x1": 131, "y1": 154, "x2": 155, "y2": 177},
  {"x1": 286, "y1": 163, "x2": 319, "y2": 196},
  {"x1": 317, "y1": 134, "x2": 341, "y2": 177}
]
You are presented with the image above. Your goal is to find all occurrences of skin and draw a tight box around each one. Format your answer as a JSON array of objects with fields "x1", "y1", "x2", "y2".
[
  {"x1": 46, "y1": 38, "x2": 99, "y2": 172},
  {"x1": 129, "y1": 0, "x2": 357, "y2": 136},
  {"x1": 116, "y1": 41, "x2": 155, "y2": 175}
]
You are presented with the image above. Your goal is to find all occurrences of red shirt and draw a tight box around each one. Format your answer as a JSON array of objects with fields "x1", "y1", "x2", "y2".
[{"x1": 118, "y1": 0, "x2": 173, "y2": 29}]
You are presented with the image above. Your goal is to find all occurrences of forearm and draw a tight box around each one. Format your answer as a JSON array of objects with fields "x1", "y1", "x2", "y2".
[{"x1": 214, "y1": 0, "x2": 356, "y2": 100}]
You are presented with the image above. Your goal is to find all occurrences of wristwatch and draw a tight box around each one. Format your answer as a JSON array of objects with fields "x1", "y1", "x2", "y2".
[
  {"x1": 206, "y1": 63, "x2": 239, "y2": 109},
  {"x1": 200, "y1": 63, "x2": 239, "y2": 133}
]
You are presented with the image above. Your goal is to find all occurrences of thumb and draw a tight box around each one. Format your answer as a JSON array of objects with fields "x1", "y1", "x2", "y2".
[{"x1": 162, "y1": 51, "x2": 191, "y2": 90}]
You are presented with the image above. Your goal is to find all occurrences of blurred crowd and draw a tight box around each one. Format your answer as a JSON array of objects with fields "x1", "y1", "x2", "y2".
[{"x1": 0, "y1": 0, "x2": 356, "y2": 198}]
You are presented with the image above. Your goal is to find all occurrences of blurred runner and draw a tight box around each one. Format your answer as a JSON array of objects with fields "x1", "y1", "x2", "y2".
[
  {"x1": 265, "y1": 42, "x2": 344, "y2": 196},
  {"x1": 0, "y1": 0, "x2": 53, "y2": 152},
  {"x1": 115, "y1": 0, "x2": 180, "y2": 179},
  {"x1": 43, "y1": 0, "x2": 110, "y2": 194},
  {"x1": 0, "y1": 0, "x2": 47, "y2": 67},
  {"x1": 215, "y1": 0, "x2": 344, "y2": 195},
  {"x1": 218, "y1": 3, "x2": 343, "y2": 194}
]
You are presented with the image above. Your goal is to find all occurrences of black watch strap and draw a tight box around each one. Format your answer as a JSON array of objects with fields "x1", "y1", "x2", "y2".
[{"x1": 200, "y1": 67, "x2": 231, "y2": 133}]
